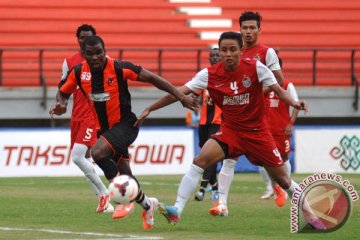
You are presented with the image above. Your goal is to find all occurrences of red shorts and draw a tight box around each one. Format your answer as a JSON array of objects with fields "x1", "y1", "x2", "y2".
[
  {"x1": 211, "y1": 126, "x2": 283, "y2": 167},
  {"x1": 70, "y1": 119, "x2": 97, "y2": 149},
  {"x1": 272, "y1": 134, "x2": 291, "y2": 158}
]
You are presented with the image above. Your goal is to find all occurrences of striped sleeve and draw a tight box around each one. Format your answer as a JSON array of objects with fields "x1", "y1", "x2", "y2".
[
  {"x1": 115, "y1": 60, "x2": 142, "y2": 81},
  {"x1": 59, "y1": 69, "x2": 78, "y2": 95}
]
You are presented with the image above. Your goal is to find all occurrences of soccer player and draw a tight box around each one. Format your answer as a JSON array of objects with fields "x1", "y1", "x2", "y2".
[
  {"x1": 59, "y1": 24, "x2": 114, "y2": 214},
  {"x1": 194, "y1": 48, "x2": 222, "y2": 203},
  {"x1": 217, "y1": 11, "x2": 288, "y2": 209},
  {"x1": 135, "y1": 32, "x2": 324, "y2": 229},
  {"x1": 50, "y1": 35, "x2": 197, "y2": 229},
  {"x1": 260, "y1": 58, "x2": 300, "y2": 202},
  {"x1": 185, "y1": 108, "x2": 200, "y2": 128},
  {"x1": 267, "y1": 74, "x2": 300, "y2": 185}
]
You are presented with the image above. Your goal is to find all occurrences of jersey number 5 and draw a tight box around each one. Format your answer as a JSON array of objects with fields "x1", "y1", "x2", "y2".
[{"x1": 84, "y1": 128, "x2": 93, "y2": 140}]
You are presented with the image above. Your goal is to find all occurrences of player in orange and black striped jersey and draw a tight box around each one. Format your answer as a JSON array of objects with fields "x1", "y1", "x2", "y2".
[
  {"x1": 60, "y1": 24, "x2": 116, "y2": 215},
  {"x1": 50, "y1": 35, "x2": 198, "y2": 229}
]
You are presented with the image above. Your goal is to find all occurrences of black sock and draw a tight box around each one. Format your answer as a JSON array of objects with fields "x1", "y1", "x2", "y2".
[{"x1": 212, "y1": 182, "x2": 218, "y2": 191}]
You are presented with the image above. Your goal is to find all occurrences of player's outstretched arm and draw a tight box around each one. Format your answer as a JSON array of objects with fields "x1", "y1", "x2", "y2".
[
  {"x1": 285, "y1": 83, "x2": 300, "y2": 135},
  {"x1": 138, "y1": 68, "x2": 197, "y2": 109},
  {"x1": 49, "y1": 91, "x2": 70, "y2": 118},
  {"x1": 270, "y1": 84, "x2": 308, "y2": 112},
  {"x1": 134, "y1": 84, "x2": 195, "y2": 127}
]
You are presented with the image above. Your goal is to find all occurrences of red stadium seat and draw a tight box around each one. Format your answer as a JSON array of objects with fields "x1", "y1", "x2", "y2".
[{"x1": 0, "y1": 0, "x2": 359, "y2": 86}]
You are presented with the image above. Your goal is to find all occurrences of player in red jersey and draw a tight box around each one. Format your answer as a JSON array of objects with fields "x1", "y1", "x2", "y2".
[
  {"x1": 216, "y1": 12, "x2": 289, "y2": 209},
  {"x1": 241, "y1": 11, "x2": 288, "y2": 204},
  {"x1": 59, "y1": 24, "x2": 115, "y2": 214},
  {"x1": 268, "y1": 79, "x2": 299, "y2": 165},
  {"x1": 265, "y1": 59, "x2": 300, "y2": 199},
  {"x1": 50, "y1": 35, "x2": 197, "y2": 229},
  {"x1": 134, "y1": 32, "x2": 327, "y2": 230}
]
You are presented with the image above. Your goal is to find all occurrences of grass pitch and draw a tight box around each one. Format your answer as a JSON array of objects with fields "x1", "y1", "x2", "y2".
[{"x1": 0, "y1": 174, "x2": 359, "y2": 240}]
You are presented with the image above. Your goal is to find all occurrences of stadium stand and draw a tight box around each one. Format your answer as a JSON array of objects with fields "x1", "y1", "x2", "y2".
[{"x1": 0, "y1": 0, "x2": 359, "y2": 87}]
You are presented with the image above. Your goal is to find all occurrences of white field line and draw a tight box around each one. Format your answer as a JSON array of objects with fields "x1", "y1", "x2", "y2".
[
  {"x1": 140, "y1": 181, "x2": 263, "y2": 190},
  {"x1": 0, "y1": 227, "x2": 163, "y2": 240},
  {"x1": 3, "y1": 180, "x2": 264, "y2": 190}
]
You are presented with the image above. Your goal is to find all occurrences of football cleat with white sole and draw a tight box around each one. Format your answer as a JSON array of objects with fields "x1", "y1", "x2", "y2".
[
  {"x1": 142, "y1": 197, "x2": 159, "y2": 229},
  {"x1": 158, "y1": 203, "x2": 179, "y2": 225},
  {"x1": 209, "y1": 204, "x2": 229, "y2": 217},
  {"x1": 260, "y1": 188, "x2": 274, "y2": 200},
  {"x1": 96, "y1": 195, "x2": 110, "y2": 213},
  {"x1": 103, "y1": 203, "x2": 114, "y2": 213}
]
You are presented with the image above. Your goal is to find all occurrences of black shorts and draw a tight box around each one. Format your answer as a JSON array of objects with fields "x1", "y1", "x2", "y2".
[
  {"x1": 198, "y1": 124, "x2": 220, "y2": 148},
  {"x1": 100, "y1": 115, "x2": 139, "y2": 159}
]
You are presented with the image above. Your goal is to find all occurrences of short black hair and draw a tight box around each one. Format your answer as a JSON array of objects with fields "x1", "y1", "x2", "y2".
[
  {"x1": 81, "y1": 35, "x2": 105, "y2": 52},
  {"x1": 218, "y1": 32, "x2": 243, "y2": 49},
  {"x1": 76, "y1": 24, "x2": 96, "y2": 38},
  {"x1": 239, "y1": 11, "x2": 262, "y2": 28}
]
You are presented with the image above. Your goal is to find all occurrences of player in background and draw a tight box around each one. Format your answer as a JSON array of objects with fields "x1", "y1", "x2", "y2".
[
  {"x1": 185, "y1": 108, "x2": 200, "y2": 128},
  {"x1": 194, "y1": 48, "x2": 222, "y2": 203},
  {"x1": 59, "y1": 24, "x2": 114, "y2": 214},
  {"x1": 261, "y1": 58, "x2": 300, "y2": 203},
  {"x1": 135, "y1": 32, "x2": 324, "y2": 230},
  {"x1": 50, "y1": 35, "x2": 197, "y2": 229},
  {"x1": 215, "y1": 11, "x2": 288, "y2": 209},
  {"x1": 266, "y1": 59, "x2": 300, "y2": 200}
]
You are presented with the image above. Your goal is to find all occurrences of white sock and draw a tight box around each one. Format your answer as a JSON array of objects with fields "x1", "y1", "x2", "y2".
[
  {"x1": 284, "y1": 179, "x2": 320, "y2": 223},
  {"x1": 283, "y1": 179, "x2": 298, "y2": 199},
  {"x1": 218, "y1": 159, "x2": 236, "y2": 207},
  {"x1": 85, "y1": 172, "x2": 101, "y2": 198},
  {"x1": 284, "y1": 160, "x2": 291, "y2": 177},
  {"x1": 139, "y1": 194, "x2": 150, "y2": 210},
  {"x1": 259, "y1": 166, "x2": 272, "y2": 190},
  {"x1": 72, "y1": 143, "x2": 109, "y2": 198},
  {"x1": 85, "y1": 157, "x2": 109, "y2": 196},
  {"x1": 174, "y1": 164, "x2": 203, "y2": 214}
]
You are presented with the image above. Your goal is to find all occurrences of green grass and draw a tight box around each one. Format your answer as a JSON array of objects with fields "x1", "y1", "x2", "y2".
[{"x1": 0, "y1": 174, "x2": 359, "y2": 240}]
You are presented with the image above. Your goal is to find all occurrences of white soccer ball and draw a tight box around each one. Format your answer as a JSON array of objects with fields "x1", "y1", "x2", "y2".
[{"x1": 108, "y1": 175, "x2": 139, "y2": 204}]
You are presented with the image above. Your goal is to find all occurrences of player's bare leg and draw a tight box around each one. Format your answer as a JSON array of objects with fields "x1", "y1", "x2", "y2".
[{"x1": 258, "y1": 166, "x2": 274, "y2": 199}]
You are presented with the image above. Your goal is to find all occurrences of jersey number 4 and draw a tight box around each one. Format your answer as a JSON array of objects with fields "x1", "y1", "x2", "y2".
[{"x1": 273, "y1": 148, "x2": 282, "y2": 160}]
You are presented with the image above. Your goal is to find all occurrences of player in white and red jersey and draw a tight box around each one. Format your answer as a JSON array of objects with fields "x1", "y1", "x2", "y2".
[
  {"x1": 58, "y1": 24, "x2": 115, "y2": 214},
  {"x1": 135, "y1": 32, "x2": 327, "y2": 230},
  {"x1": 216, "y1": 11, "x2": 289, "y2": 208},
  {"x1": 241, "y1": 11, "x2": 290, "y2": 204}
]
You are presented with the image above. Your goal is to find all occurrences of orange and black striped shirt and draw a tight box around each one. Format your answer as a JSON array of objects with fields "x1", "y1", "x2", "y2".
[
  {"x1": 199, "y1": 90, "x2": 222, "y2": 126},
  {"x1": 59, "y1": 57, "x2": 142, "y2": 132}
]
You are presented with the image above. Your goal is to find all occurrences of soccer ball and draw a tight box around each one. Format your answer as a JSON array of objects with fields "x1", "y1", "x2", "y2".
[{"x1": 108, "y1": 175, "x2": 139, "y2": 204}]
